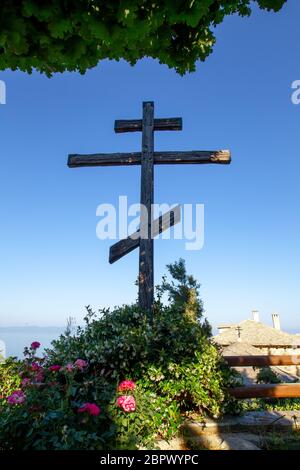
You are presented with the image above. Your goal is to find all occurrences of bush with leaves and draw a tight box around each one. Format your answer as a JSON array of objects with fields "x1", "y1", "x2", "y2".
[
  {"x1": 0, "y1": 347, "x2": 116, "y2": 450},
  {"x1": 0, "y1": 260, "x2": 240, "y2": 450},
  {"x1": 0, "y1": 357, "x2": 21, "y2": 406},
  {"x1": 0, "y1": 1, "x2": 286, "y2": 76},
  {"x1": 256, "y1": 367, "x2": 283, "y2": 385}
]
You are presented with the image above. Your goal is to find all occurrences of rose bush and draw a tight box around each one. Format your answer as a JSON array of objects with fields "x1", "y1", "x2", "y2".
[{"x1": 0, "y1": 260, "x2": 240, "y2": 450}]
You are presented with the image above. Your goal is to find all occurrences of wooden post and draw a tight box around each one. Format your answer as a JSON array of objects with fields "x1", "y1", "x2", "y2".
[{"x1": 139, "y1": 101, "x2": 154, "y2": 315}]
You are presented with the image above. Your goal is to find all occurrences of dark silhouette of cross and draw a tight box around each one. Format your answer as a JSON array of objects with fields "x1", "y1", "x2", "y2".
[{"x1": 236, "y1": 326, "x2": 243, "y2": 340}]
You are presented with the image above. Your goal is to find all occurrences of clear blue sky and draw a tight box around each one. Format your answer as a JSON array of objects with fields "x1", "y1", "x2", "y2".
[{"x1": 0, "y1": 0, "x2": 300, "y2": 331}]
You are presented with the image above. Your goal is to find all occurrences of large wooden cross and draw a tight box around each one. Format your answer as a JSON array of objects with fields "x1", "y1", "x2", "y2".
[{"x1": 68, "y1": 101, "x2": 231, "y2": 316}]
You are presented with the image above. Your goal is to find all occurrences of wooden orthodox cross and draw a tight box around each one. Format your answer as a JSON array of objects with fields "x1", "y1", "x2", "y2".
[
  {"x1": 236, "y1": 326, "x2": 243, "y2": 341},
  {"x1": 68, "y1": 101, "x2": 231, "y2": 318}
]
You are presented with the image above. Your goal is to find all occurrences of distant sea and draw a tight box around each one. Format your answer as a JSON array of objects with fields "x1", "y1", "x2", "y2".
[
  {"x1": 0, "y1": 325, "x2": 299, "y2": 359},
  {"x1": 0, "y1": 327, "x2": 66, "y2": 359}
]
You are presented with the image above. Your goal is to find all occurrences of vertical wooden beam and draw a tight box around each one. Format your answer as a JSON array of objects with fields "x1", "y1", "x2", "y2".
[{"x1": 139, "y1": 101, "x2": 154, "y2": 316}]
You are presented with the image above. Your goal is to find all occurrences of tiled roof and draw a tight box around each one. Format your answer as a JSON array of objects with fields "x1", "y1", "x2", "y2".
[
  {"x1": 221, "y1": 341, "x2": 266, "y2": 356},
  {"x1": 214, "y1": 320, "x2": 300, "y2": 347}
]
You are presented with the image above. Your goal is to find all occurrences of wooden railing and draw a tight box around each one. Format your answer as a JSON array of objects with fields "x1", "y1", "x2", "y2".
[{"x1": 224, "y1": 355, "x2": 300, "y2": 399}]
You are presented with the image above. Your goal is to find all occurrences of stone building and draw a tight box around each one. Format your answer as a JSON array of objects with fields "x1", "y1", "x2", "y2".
[{"x1": 213, "y1": 311, "x2": 300, "y2": 379}]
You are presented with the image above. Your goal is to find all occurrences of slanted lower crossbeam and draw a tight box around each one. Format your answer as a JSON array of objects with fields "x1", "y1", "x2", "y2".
[{"x1": 109, "y1": 205, "x2": 181, "y2": 264}]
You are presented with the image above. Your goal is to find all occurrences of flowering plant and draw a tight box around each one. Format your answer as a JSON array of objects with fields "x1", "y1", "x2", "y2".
[
  {"x1": 78, "y1": 403, "x2": 101, "y2": 416},
  {"x1": 118, "y1": 380, "x2": 136, "y2": 392},
  {"x1": 48, "y1": 365, "x2": 61, "y2": 372},
  {"x1": 7, "y1": 390, "x2": 26, "y2": 405},
  {"x1": 0, "y1": 343, "x2": 111, "y2": 450},
  {"x1": 116, "y1": 395, "x2": 136, "y2": 412},
  {"x1": 0, "y1": 261, "x2": 240, "y2": 450},
  {"x1": 74, "y1": 359, "x2": 88, "y2": 370}
]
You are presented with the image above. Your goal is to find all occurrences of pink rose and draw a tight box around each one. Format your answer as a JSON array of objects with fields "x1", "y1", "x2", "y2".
[
  {"x1": 7, "y1": 390, "x2": 26, "y2": 405},
  {"x1": 31, "y1": 342, "x2": 41, "y2": 350},
  {"x1": 21, "y1": 377, "x2": 31, "y2": 388},
  {"x1": 117, "y1": 395, "x2": 136, "y2": 412},
  {"x1": 77, "y1": 403, "x2": 101, "y2": 416},
  {"x1": 31, "y1": 362, "x2": 42, "y2": 372},
  {"x1": 49, "y1": 365, "x2": 61, "y2": 372},
  {"x1": 64, "y1": 363, "x2": 75, "y2": 372},
  {"x1": 74, "y1": 359, "x2": 88, "y2": 370},
  {"x1": 118, "y1": 380, "x2": 136, "y2": 392},
  {"x1": 34, "y1": 370, "x2": 44, "y2": 383}
]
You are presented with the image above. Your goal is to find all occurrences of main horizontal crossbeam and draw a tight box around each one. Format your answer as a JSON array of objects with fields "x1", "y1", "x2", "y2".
[
  {"x1": 68, "y1": 150, "x2": 231, "y2": 168},
  {"x1": 109, "y1": 205, "x2": 181, "y2": 264},
  {"x1": 114, "y1": 118, "x2": 182, "y2": 133}
]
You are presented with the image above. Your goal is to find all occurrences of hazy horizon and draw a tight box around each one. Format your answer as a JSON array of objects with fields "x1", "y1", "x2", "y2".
[{"x1": 1, "y1": 1, "x2": 300, "y2": 330}]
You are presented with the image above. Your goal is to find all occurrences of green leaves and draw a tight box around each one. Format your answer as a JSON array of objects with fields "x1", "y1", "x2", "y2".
[
  {"x1": 0, "y1": 0, "x2": 287, "y2": 75},
  {"x1": 0, "y1": 260, "x2": 243, "y2": 450},
  {"x1": 0, "y1": 357, "x2": 21, "y2": 405}
]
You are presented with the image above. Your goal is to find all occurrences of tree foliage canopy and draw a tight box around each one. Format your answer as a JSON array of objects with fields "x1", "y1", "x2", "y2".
[{"x1": 0, "y1": 0, "x2": 286, "y2": 76}]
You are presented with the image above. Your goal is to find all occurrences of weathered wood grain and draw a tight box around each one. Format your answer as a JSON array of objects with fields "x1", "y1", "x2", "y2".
[
  {"x1": 139, "y1": 102, "x2": 154, "y2": 315},
  {"x1": 229, "y1": 384, "x2": 300, "y2": 399},
  {"x1": 154, "y1": 150, "x2": 231, "y2": 164},
  {"x1": 224, "y1": 355, "x2": 300, "y2": 367},
  {"x1": 109, "y1": 205, "x2": 181, "y2": 264},
  {"x1": 114, "y1": 117, "x2": 182, "y2": 133},
  {"x1": 109, "y1": 234, "x2": 139, "y2": 264},
  {"x1": 68, "y1": 150, "x2": 231, "y2": 168},
  {"x1": 151, "y1": 205, "x2": 181, "y2": 239},
  {"x1": 68, "y1": 152, "x2": 141, "y2": 167}
]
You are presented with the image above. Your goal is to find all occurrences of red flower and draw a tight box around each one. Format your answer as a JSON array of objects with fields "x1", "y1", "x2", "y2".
[
  {"x1": 31, "y1": 342, "x2": 41, "y2": 350},
  {"x1": 77, "y1": 403, "x2": 101, "y2": 416},
  {"x1": 31, "y1": 362, "x2": 42, "y2": 372},
  {"x1": 118, "y1": 380, "x2": 136, "y2": 392},
  {"x1": 117, "y1": 395, "x2": 136, "y2": 412},
  {"x1": 49, "y1": 365, "x2": 61, "y2": 372}
]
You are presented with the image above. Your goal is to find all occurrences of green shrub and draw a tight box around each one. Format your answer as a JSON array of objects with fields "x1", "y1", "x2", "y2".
[
  {"x1": 0, "y1": 357, "x2": 21, "y2": 405},
  {"x1": 241, "y1": 397, "x2": 300, "y2": 413},
  {"x1": 0, "y1": 356, "x2": 115, "y2": 450},
  {"x1": 256, "y1": 367, "x2": 283, "y2": 384},
  {"x1": 0, "y1": 259, "x2": 240, "y2": 450}
]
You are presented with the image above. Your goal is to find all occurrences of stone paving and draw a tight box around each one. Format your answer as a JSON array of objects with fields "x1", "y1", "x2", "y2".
[{"x1": 155, "y1": 411, "x2": 300, "y2": 450}]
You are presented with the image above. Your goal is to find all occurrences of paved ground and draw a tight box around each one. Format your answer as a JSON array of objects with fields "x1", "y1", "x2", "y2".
[{"x1": 155, "y1": 411, "x2": 300, "y2": 450}]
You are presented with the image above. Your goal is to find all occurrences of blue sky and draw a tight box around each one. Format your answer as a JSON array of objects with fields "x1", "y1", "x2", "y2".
[{"x1": 0, "y1": 0, "x2": 300, "y2": 331}]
